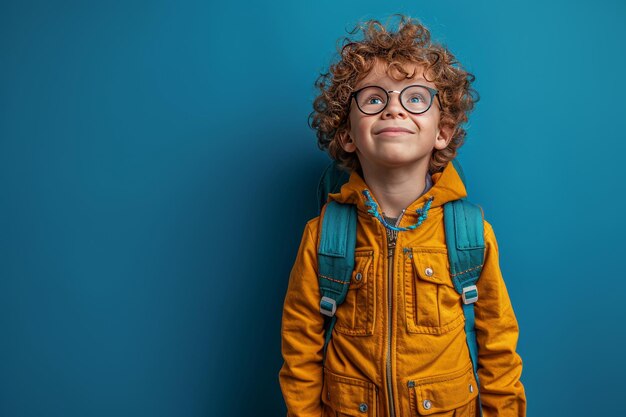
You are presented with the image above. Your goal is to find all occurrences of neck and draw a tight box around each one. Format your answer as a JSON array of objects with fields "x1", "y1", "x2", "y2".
[{"x1": 360, "y1": 161, "x2": 430, "y2": 218}]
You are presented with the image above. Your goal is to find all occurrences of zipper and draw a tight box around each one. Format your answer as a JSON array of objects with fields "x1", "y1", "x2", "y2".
[{"x1": 384, "y1": 210, "x2": 405, "y2": 417}]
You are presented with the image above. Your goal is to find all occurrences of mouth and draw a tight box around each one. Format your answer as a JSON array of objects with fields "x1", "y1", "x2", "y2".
[{"x1": 374, "y1": 127, "x2": 415, "y2": 136}]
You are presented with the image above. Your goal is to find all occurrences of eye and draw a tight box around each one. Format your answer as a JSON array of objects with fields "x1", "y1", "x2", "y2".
[
  {"x1": 367, "y1": 96, "x2": 384, "y2": 105},
  {"x1": 407, "y1": 95, "x2": 424, "y2": 103}
]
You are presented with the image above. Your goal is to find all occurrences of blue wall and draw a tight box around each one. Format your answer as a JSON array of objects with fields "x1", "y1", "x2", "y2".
[{"x1": 2, "y1": 1, "x2": 625, "y2": 416}]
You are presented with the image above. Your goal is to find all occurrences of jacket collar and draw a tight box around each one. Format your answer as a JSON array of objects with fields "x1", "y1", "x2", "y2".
[{"x1": 327, "y1": 161, "x2": 467, "y2": 222}]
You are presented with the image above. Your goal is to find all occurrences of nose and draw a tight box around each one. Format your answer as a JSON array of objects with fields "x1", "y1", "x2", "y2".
[{"x1": 382, "y1": 91, "x2": 407, "y2": 119}]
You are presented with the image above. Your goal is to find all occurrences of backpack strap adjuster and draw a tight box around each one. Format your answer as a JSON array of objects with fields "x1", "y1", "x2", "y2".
[
  {"x1": 462, "y1": 285, "x2": 479, "y2": 304},
  {"x1": 320, "y1": 296, "x2": 337, "y2": 317}
]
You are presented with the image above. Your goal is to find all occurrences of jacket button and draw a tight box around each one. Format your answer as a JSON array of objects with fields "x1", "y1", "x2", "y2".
[
  {"x1": 355, "y1": 272, "x2": 363, "y2": 282},
  {"x1": 469, "y1": 384, "x2": 474, "y2": 393},
  {"x1": 423, "y1": 399, "x2": 432, "y2": 410},
  {"x1": 425, "y1": 267, "x2": 434, "y2": 277},
  {"x1": 359, "y1": 403, "x2": 368, "y2": 413}
]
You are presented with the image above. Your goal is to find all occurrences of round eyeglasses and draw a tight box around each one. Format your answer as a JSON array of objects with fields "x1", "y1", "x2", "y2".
[{"x1": 349, "y1": 84, "x2": 442, "y2": 115}]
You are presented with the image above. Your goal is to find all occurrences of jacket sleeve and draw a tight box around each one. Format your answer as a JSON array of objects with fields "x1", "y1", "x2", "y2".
[
  {"x1": 474, "y1": 220, "x2": 527, "y2": 416},
  {"x1": 278, "y1": 220, "x2": 326, "y2": 417}
]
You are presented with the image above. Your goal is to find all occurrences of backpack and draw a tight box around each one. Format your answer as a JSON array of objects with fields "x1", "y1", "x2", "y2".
[{"x1": 316, "y1": 158, "x2": 485, "y2": 415}]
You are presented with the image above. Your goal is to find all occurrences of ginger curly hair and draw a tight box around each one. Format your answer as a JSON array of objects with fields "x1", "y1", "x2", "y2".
[{"x1": 309, "y1": 15, "x2": 479, "y2": 174}]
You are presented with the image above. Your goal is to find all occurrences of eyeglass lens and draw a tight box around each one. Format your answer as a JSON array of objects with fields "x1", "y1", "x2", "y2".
[{"x1": 355, "y1": 86, "x2": 433, "y2": 114}]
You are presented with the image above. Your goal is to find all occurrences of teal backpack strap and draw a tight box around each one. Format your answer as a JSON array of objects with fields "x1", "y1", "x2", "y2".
[
  {"x1": 317, "y1": 161, "x2": 350, "y2": 212},
  {"x1": 317, "y1": 200, "x2": 357, "y2": 362},
  {"x1": 451, "y1": 158, "x2": 466, "y2": 184},
  {"x1": 444, "y1": 198, "x2": 485, "y2": 416}
]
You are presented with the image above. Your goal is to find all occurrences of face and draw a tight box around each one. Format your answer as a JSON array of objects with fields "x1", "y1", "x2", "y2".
[{"x1": 342, "y1": 60, "x2": 453, "y2": 174}]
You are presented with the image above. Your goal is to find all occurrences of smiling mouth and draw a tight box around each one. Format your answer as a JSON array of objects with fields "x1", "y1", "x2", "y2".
[{"x1": 375, "y1": 128, "x2": 415, "y2": 136}]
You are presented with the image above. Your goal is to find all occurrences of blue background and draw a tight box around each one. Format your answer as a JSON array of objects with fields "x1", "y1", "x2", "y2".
[{"x1": 2, "y1": 0, "x2": 625, "y2": 416}]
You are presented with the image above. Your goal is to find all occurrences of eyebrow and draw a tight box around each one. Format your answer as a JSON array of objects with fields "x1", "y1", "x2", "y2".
[{"x1": 358, "y1": 80, "x2": 433, "y2": 90}]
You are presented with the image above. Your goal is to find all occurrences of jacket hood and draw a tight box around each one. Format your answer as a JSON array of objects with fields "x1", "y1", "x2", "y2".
[{"x1": 327, "y1": 161, "x2": 467, "y2": 223}]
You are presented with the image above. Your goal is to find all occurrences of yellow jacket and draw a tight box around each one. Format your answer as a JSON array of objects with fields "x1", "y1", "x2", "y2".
[{"x1": 279, "y1": 161, "x2": 526, "y2": 417}]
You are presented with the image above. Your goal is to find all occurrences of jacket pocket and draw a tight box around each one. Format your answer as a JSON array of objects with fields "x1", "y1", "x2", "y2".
[
  {"x1": 322, "y1": 368, "x2": 378, "y2": 417},
  {"x1": 404, "y1": 247, "x2": 464, "y2": 334},
  {"x1": 407, "y1": 362, "x2": 479, "y2": 416},
  {"x1": 334, "y1": 250, "x2": 376, "y2": 336}
]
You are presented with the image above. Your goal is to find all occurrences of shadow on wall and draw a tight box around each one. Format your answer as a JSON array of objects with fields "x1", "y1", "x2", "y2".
[{"x1": 208, "y1": 128, "x2": 330, "y2": 416}]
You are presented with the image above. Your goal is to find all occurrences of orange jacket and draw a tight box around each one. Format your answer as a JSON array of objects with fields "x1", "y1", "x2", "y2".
[{"x1": 279, "y1": 161, "x2": 526, "y2": 417}]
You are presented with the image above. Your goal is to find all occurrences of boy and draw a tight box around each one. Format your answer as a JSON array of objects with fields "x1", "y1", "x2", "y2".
[{"x1": 279, "y1": 16, "x2": 526, "y2": 417}]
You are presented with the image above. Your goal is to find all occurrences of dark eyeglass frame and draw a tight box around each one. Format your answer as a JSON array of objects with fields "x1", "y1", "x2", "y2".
[{"x1": 349, "y1": 84, "x2": 443, "y2": 115}]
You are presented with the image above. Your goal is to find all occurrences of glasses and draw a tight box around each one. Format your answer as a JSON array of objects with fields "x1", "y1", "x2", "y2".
[{"x1": 349, "y1": 84, "x2": 442, "y2": 115}]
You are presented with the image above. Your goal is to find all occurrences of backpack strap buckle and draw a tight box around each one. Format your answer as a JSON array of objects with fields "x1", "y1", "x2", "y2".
[
  {"x1": 320, "y1": 296, "x2": 337, "y2": 317},
  {"x1": 462, "y1": 285, "x2": 478, "y2": 304}
]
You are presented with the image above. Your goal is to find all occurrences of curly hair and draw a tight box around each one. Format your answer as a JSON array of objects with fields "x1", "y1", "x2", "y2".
[{"x1": 309, "y1": 15, "x2": 479, "y2": 174}]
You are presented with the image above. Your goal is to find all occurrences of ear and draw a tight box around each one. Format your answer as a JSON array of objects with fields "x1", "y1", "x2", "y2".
[
  {"x1": 338, "y1": 130, "x2": 357, "y2": 153},
  {"x1": 434, "y1": 124, "x2": 454, "y2": 151}
]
